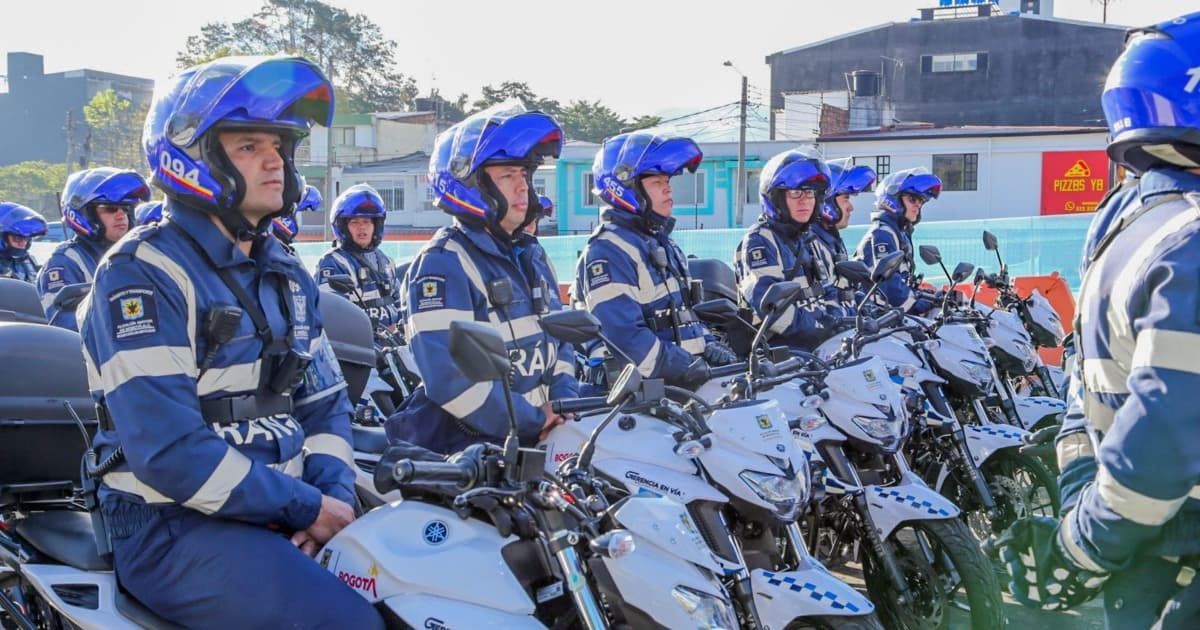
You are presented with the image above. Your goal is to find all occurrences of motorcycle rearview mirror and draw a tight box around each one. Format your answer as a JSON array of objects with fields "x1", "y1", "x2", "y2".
[
  {"x1": 691, "y1": 298, "x2": 742, "y2": 325},
  {"x1": 51, "y1": 283, "x2": 91, "y2": 311},
  {"x1": 449, "y1": 320, "x2": 512, "y2": 384},
  {"x1": 918, "y1": 245, "x2": 942, "y2": 266},
  {"x1": 325, "y1": 274, "x2": 356, "y2": 295},
  {"x1": 834, "y1": 260, "x2": 870, "y2": 286},
  {"x1": 759, "y1": 280, "x2": 803, "y2": 316},
  {"x1": 870, "y1": 250, "x2": 905, "y2": 284},
  {"x1": 538, "y1": 309, "x2": 602, "y2": 344},
  {"x1": 449, "y1": 320, "x2": 524, "y2": 483},
  {"x1": 951, "y1": 262, "x2": 975, "y2": 284},
  {"x1": 982, "y1": 230, "x2": 999, "y2": 251}
]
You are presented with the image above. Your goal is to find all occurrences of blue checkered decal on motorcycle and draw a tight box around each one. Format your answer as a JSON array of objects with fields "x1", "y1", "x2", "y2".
[
  {"x1": 965, "y1": 424, "x2": 1024, "y2": 440},
  {"x1": 761, "y1": 572, "x2": 861, "y2": 612},
  {"x1": 871, "y1": 487, "x2": 951, "y2": 516}
]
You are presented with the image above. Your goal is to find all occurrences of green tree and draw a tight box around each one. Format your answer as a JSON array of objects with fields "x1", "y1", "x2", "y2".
[
  {"x1": 470, "y1": 81, "x2": 561, "y2": 117},
  {"x1": 177, "y1": 0, "x2": 418, "y2": 113},
  {"x1": 83, "y1": 89, "x2": 149, "y2": 173},
  {"x1": 0, "y1": 161, "x2": 68, "y2": 216},
  {"x1": 628, "y1": 114, "x2": 663, "y2": 130},
  {"x1": 558, "y1": 100, "x2": 628, "y2": 143}
]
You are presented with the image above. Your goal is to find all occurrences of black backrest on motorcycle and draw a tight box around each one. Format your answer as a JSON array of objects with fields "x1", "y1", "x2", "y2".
[
  {"x1": 318, "y1": 289, "x2": 375, "y2": 403},
  {"x1": 0, "y1": 277, "x2": 48, "y2": 324}
]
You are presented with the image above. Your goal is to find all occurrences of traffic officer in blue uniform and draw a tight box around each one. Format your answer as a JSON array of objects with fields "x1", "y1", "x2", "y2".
[
  {"x1": 854, "y1": 168, "x2": 942, "y2": 314},
  {"x1": 315, "y1": 184, "x2": 402, "y2": 330},
  {"x1": 385, "y1": 104, "x2": 578, "y2": 454},
  {"x1": 1001, "y1": 13, "x2": 1200, "y2": 627},
  {"x1": 811, "y1": 159, "x2": 876, "y2": 306},
  {"x1": 574, "y1": 131, "x2": 737, "y2": 388},
  {"x1": 78, "y1": 55, "x2": 382, "y2": 629},
  {"x1": 0, "y1": 202, "x2": 48, "y2": 283},
  {"x1": 273, "y1": 184, "x2": 322, "y2": 245},
  {"x1": 734, "y1": 149, "x2": 844, "y2": 350},
  {"x1": 38, "y1": 168, "x2": 150, "y2": 330}
]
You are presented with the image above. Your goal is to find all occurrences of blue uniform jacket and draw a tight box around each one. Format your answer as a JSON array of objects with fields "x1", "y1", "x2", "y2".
[
  {"x1": 1060, "y1": 167, "x2": 1200, "y2": 573},
  {"x1": 575, "y1": 209, "x2": 711, "y2": 383},
  {"x1": 734, "y1": 216, "x2": 832, "y2": 350},
  {"x1": 315, "y1": 245, "x2": 402, "y2": 329},
  {"x1": 37, "y1": 238, "x2": 108, "y2": 330},
  {"x1": 80, "y1": 203, "x2": 356, "y2": 532},
  {"x1": 0, "y1": 249, "x2": 39, "y2": 284},
  {"x1": 387, "y1": 221, "x2": 578, "y2": 454},
  {"x1": 809, "y1": 221, "x2": 859, "y2": 306},
  {"x1": 855, "y1": 210, "x2": 929, "y2": 313}
]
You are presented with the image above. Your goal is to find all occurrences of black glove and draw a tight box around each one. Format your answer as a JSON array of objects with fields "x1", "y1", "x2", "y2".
[
  {"x1": 998, "y1": 515, "x2": 1108, "y2": 611},
  {"x1": 673, "y1": 358, "x2": 712, "y2": 391},
  {"x1": 702, "y1": 341, "x2": 737, "y2": 366},
  {"x1": 466, "y1": 494, "x2": 514, "y2": 538}
]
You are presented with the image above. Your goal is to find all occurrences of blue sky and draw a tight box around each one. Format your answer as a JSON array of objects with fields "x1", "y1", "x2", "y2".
[{"x1": 1, "y1": 0, "x2": 1193, "y2": 120}]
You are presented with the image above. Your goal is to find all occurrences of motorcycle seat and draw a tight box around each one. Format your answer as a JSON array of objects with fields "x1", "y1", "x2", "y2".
[
  {"x1": 13, "y1": 510, "x2": 110, "y2": 572},
  {"x1": 115, "y1": 589, "x2": 188, "y2": 630},
  {"x1": 353, "y1": 423, "x2": 391, "y2": 455}
]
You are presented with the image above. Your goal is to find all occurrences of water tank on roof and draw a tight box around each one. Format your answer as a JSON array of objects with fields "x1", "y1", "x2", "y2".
[{"x1": 850, "y1": 70, "x2": 880, "y2": 98}]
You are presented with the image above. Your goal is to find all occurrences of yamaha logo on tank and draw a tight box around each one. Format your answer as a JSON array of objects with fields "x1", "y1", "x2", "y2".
[{"x1": 422, "y1": 520, "x2": 449, "y2": 545}]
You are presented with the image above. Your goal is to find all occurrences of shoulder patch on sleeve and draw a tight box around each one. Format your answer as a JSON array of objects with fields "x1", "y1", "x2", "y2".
[
  {"x1": 587, "y1": 259, "x2": 612, "y2": 288},
  {"x1": 44, "y1": 266, "x2": 66, "y2": 290},
  {"x1": 747, "y1": 246, "x2": 770, "y2": 269},
  {"x1": 875, "y1": 242, "x2": 890, "y2": 255},
  {"x1": 108, "y1": 286, "x2": 159, "y2": 340},
  {"x1": 414, "y1": 275, "x2": 446, "y2": 311}
]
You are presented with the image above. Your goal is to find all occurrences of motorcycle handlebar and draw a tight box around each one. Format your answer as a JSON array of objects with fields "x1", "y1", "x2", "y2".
[
  {"x1": 551, "y1": 397, "x2": 610, "y2": 415},
  {"x1": 390, "y1": 459, "x2": 475, "y2": 487},
  {"x1": 708, "y1": 361, "x2": 748, "y2": 379}
]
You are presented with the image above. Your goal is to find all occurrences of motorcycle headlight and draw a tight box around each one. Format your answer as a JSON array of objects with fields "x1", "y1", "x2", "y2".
[
  {"x1": 851, "y1": 415, "x2": 902, "y2": 446},
  {"x1": 962, "y1": 359, "x2": 992, "y2": 388},
  {"x1": 671, "y1": 586, "x2": 739, "y2": 630},
  {"x1": 739, "y1": 470, "x2": 806, "y2": 520},
  {"x1": 792, "y1": 414, "x2": 826, "y2": 431}
]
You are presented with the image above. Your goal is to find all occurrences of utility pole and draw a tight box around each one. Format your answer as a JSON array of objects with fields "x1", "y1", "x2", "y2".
[
  {"x1": 724, "y1": 61, "x2": 749, "y2": 227},
  {"x1": 323, "y1": 57, "x2": 335, "y2": 243},
  {"x1": 65, "y1": 110, "x2": 74, "y2": 171},
  {"x1": 736, "y1": 74, "x2": 748, "y2": 227}
]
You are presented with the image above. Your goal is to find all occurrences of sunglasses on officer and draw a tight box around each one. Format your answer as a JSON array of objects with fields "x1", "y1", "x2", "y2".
[{"x1": 94, "y1": 203, "x2": 134, "y2": 215}]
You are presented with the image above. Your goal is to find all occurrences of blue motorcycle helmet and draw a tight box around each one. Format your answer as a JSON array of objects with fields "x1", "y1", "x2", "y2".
[
  {"x1": 758, "y1": 149, "x2": 830, "y2": 225},
  {"x1": 330, "y1": 184, "x2": 386, "y2": 249},
  {"x1": 0, "y1": 202, "x2": 48, "y2": 254},
  {"x1": 135, "y1": 200, "x2": 165, "y2": 226},
  {"x1": 143, "y1": 55, "x2": 334, "y2": 240},
  {"x1": 61, "y1": 168, "x2": 150, "y2": 241},
  {"x1": 1102, "y1": 11, "x2": 1200, "y2": 174},
  {"x1": 430, "y1": 102, "x2": 562, "y2": 237},
  {"x1": 593, "y1": 132, "x2": 702, "y2": 218},
  {"x1": 273, "y1": 184, "x2": 322, "y2": 244},
  {"x1": 822, "y1": 159, "x2": 877, "y2": 224},
  {"x1": 875, "y1": 168, "x2": 942, "y2": 225}
]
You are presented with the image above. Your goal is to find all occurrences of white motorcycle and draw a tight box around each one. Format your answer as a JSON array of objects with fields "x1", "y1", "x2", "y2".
[{"x1": 538, "y1": 305, "x2": 881, "y2": 629}]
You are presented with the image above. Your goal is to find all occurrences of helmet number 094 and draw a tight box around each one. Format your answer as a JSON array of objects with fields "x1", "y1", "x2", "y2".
[{"x1": 160, "y1": 151, "x2": 202, "y2": 186}]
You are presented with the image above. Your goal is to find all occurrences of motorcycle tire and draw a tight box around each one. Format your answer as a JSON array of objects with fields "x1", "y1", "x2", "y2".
[{"x1": 786, "y1": 612, "x2": 887, "y2": 629}]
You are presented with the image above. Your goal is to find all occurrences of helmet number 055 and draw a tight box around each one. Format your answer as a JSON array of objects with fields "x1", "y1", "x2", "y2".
[{"x1": 160, "y1": 151, "x2": 202, "y2": 186}]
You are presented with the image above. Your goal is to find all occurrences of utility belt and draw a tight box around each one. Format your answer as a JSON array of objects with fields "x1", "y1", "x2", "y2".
[{"x1": 644, "y1": 309, "x2": 696, "y2": 333}]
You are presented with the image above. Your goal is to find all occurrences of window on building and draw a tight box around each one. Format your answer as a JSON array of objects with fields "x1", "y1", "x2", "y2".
[
  {"x1": 932, "y1": 153, "x2": 978, "y2": 191},
  {"x1": 583, "y1": 173, "x2": 598, "y2": 207},
  {"x1": 875, "y1": 156, "x2": 891, "y2": 181},
  {"x1": 334, "y1": 127, "x2": 356, "y2": 146},
  {"x1": 367, "y1": 181, "x2": 404, "y2": 211},
  {"x1": 422, "y1": 182, "x2": 440, "y2": 211},
  {"x1": 533, "y1": 177, "x2": 547, "y2": 197},
  {"x1": 745, "y1": 169, "x2": 761, "y2": 205},
  {"x1": 673, "y1": 171, "x2": 706, "y2": 208},
  {"x1": 921, "y1": 52, "x2": 987, "y2": 73}
]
